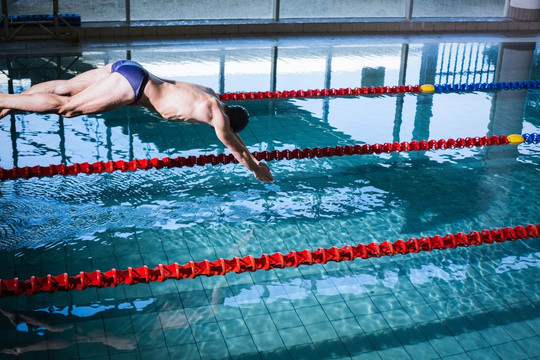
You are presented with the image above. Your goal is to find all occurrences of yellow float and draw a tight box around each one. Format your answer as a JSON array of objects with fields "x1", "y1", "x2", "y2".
[
  {"x1": 507, "y1": 134, "x2": 524, "y2": 144},
  {"x1": 421, "y1": 84, "x2": 435, "y2": 93}
]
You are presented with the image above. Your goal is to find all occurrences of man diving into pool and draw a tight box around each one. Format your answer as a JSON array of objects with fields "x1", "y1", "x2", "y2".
[{"x1": 0, "y1": 60, "x2": 273, "y2": 183}]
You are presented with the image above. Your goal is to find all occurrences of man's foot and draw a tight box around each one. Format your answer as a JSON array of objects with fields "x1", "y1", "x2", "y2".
[
  {"x1": 0, "y1": 109, "x2": 12, "y2": 119},
  {"x1": 0, "y1": 90, "x2": 7, "y2": 118},
  {"x1": 0, "y1": 91, "x2": 12, "y2": 118}
]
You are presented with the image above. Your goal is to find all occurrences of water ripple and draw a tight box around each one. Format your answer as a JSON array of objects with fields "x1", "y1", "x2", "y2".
[{"x1": 1, "y1": 145, "x2": 539, "y2": 250}]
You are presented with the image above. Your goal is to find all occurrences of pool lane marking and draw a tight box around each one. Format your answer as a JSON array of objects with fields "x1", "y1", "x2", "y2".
[
  {"x1": 0, "y1": 224, "x2": 538, "y2": 297},
  {"x1": 218, "y1": 80, "x2": 540, "y2": 101},
  {"x1": 1, "y1": 133, "x2": 538, "y2": 181}
]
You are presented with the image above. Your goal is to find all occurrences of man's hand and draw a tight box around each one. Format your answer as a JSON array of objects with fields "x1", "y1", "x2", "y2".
[{"x1": 254, "y1": 162, "x2": 273, "y2": 183}]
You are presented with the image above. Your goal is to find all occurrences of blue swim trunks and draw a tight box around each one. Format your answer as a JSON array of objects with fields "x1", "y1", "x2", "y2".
[{"x1": 111, "y1": 60, "x2": 149, "y2": 103}]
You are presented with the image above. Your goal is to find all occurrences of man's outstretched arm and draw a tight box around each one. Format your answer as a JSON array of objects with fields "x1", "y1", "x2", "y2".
[
  {"x1": 215, "y1": 124, "x2": 273, "y2": 183},
  {"x1": 210, "y1": 103, "x2": 273, "y2": 183}
]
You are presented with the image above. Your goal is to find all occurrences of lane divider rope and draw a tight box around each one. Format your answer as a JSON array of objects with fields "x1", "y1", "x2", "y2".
[
  {"x1": 1, "y1": 133, "x2": 538, "y2": 181},
  {"x1": 1, "y1": 223, "x2": 538, "y2": 297},
  {"x1": 217, "y1": 80, "x2": 540, "y2": 101}
]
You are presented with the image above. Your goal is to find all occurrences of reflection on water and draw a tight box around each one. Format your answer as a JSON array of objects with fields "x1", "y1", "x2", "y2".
[
  {"x1": 1, "y1": 309, "x2": 137, "y2": 356},
  {"x1": 36, "y1": 298, "x2": 156, "y2": 317},
  {"x1": 410, "y1": 261, "x2": 467, "y2": 285},
  {"x1": 224, "y1": 253, "x2": 540, "y2": 307},
  {"x1": 496, "y1": 253, "x2": 540, "y2": 273}
]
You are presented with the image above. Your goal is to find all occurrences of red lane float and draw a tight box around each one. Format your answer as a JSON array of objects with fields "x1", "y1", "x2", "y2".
[
  {"x1": 0, "y1": 224, "x2": 537, "y2": 297},
  {"x1": 0, "y1": 135, "x2": 510, "y2": 181},
  {"x1": 218, "y1": 81, "x2": 540, "y2": 101},
  {"x1": 218, "y1": 85, "x2": 423, "y2": 101}
]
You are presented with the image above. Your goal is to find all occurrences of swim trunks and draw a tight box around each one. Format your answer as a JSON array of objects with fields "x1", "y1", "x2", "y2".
[{"x1": 111, "y1": 60, "x2": 149, "y2": 103}]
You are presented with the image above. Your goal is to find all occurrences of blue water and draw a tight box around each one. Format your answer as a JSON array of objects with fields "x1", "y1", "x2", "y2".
[{"x1": 0, "y1": 36, "x2": 539, "y2": 359}]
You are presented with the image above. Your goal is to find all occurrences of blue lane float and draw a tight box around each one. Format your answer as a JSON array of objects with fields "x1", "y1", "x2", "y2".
[
  {"x1": 523, "y1": 133, "x2": 540, "y2": 144},
  {"x1": 434, "y1": 81, "x2": 540, "y2": 93}
]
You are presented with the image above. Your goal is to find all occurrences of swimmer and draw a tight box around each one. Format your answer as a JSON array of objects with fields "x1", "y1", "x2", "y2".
[{"x1": 0, "y1": 60, "x2": 273, "y2": 183}]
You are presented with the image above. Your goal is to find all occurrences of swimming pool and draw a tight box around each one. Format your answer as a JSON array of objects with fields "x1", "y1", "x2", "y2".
[{"x1": 0, "y1": 35, "x2": 539, "y2": 359}]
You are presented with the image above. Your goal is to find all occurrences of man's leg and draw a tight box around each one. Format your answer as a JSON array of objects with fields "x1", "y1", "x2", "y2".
[
  {"x1": 0, "y1": 64, "x2": 114, "y2": 118},
  {"x1": 23, "y1": 64, "x2": 114, "y2": 96},
  {"x1": 0, "y1": 72, "x2": 135, "y2": 118},
  {"x1": 0, "y1": 92, "x2": 66, "y2": 114},
  {"x1": 58, "y1": 72, "x2": 135, "y2": 117},
  {"x1": 0, "y1": 84, "x2": 66, "y2": 118}
]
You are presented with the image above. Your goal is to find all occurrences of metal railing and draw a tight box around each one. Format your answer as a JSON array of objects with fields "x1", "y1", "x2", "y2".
[
  {"x1": 436, "y1": 43, "x2": 497, "y2": 86},
  {"x1": 0, "y1": 0, "x2": 79, "y2": 41}
]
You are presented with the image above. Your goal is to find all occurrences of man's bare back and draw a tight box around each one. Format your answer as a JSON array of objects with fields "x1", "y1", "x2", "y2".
[{"x1": 0, "y1": 60, "x2": 273, "y2": 183}]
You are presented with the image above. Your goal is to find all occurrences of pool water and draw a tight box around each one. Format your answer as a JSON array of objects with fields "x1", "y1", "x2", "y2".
[{"x1": 0, "y1": 35, "x2": 539, "y2": 359}]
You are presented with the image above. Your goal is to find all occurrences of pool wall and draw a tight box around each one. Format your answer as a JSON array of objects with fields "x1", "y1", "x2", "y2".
[{"x1": 2, "y1": 0, "x2": 540, "y2": 42}]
